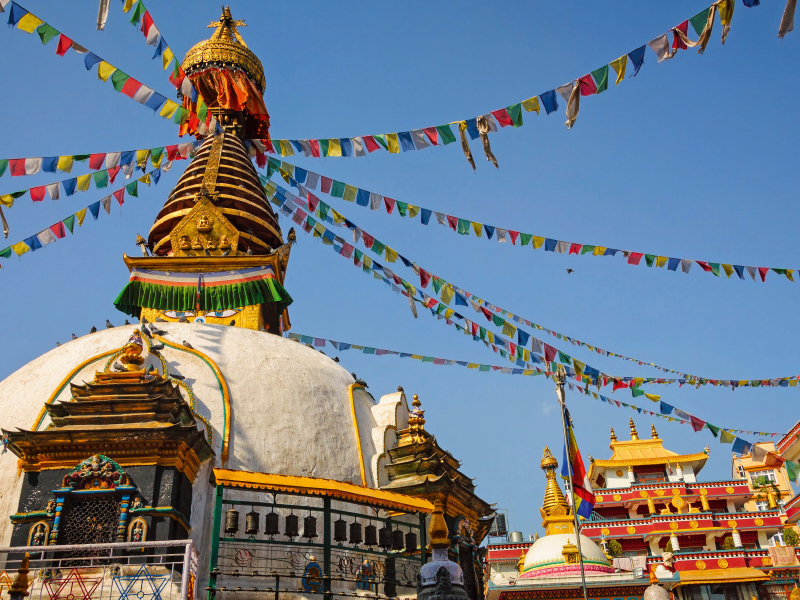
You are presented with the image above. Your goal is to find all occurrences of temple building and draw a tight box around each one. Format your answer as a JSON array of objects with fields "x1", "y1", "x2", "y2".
[
  {"x1": 0, "y1": 8, "x2": 493, "y2": 600},
  {"x1": 580, "y1": 419, "x2": 798, "y2": 598}
]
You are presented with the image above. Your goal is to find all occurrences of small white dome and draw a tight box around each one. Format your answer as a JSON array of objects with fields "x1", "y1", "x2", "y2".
[{"x1": 520, "y1": 533, "x2": 614, "y2": 579}]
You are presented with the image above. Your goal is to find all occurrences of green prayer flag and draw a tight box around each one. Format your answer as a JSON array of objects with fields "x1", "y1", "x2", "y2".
[
  {"x1": 645, "y1": 254, "x2": 656, "y2": 267},
  {"x1": 422, "y1": 356, "x2": 434, "y2": 362},
  {"x1": 492, "y1": 314, "x2": 504, "y2": 328},
  {"x1": 580, "y1": 245, "x2": 595, "y2": 255},
  {"x1": 457, "y1": 219, "x2": 470, "y2": 235},
  {"x1": 432, "y1": 277, "x2": 443, "y2": 293},
  {"x1": 506, "y1": 104, "x2": 523, "y2": 127},
  {"x1": 318, "y1": 202, "x2": 329, "y2": 222},
  {"x1": 73, "y1": 154, "x2": 90, "y2": 162},
  {"x1": 371, "y1": 239, "x2": 385, "y2": 256},
  {"x1": 197, "y1": 102, "x2": 208, "y2": 123},
  {"x1": 435, "y1": 125, "x2": 456, "y2": 145},
  {"x1": 0, "y1": 160, "x2": 7, "y2": 177},
  {"x1": 705, "y1": 423, "x2": 720, "y2": 438},
  {"x1": 479, "y1": 327, "x2": 486, "y2": 340},
  {"x1": 125, "y1": 181, "x2": 138, "y2": 197},
  {"x1": 479, "y1": 364, "x2": 490, "y2": 372},
  {"x1": 63, "y1": 214, "x2": 75, "y2": 233},
  {"x1": 172, "y1": 107, "x2": 188, "y2": 125},
  {"x1": 111, "y1": 70, "x2": 130, "y2": 92},
  {"x1": 129, "y1": 0, "x2": 146, "y2": 24},
  {"x1": 690, "y1": 8, "x2": 710, "y2": 36},
  {"x1": 710, "y1": 263, "x2": 720, "y2": 277},
  {"x1": 330, "y1": 181, "x2": 345, "y2": 198},
  {"x1": 0, "y1": 247, "x2": 11, "y2": 259},
  {"x1": 266, "y1": 157, "x2": 281, "y2": 178},
  {"x1": 396, "y1": 201, "x2": 408, "y2": 217},
  {"x1": 631, "y1": 387, "x2": 644, "y2": 398},
  {"x1": 557, "y1": 351, "x2": 571, "y2": 364},
  {"x1": 93, "y1": 170, "x2": 109, "y2": 189},
  {"x1": 37, "y1": 23, "x2": 59, "y2": 45},
  {"x1": 591, "y1": 65, "x2": 609, "y2": 94},
  {"x1": 372, "y1": 134, "x2": 389, "y2": 150},
  {"x1": 520, "y1": 233, "x2": 532, "y2": 246},
  {"x1": 320, "y1": 139, "x2": 330, "y2": 156},
  {"x1": 720, "y1": 430, "x2": 736, "y2": 444},
  {"x1": 786, "y1": 461, "x2": 800, "y2": 482}
]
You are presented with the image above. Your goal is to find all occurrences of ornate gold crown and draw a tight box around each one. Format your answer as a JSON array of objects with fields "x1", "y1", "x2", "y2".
[{"x1": 182, "y1": 6, "x2": 266, "y2": 94}]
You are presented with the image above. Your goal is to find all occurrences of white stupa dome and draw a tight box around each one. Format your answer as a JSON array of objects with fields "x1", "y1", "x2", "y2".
[
  {"x1": 520, "y1": 533, "x2": 614, "y2": 579},
  {"x1": 0, "y1": 324, "x2": 406, "y2": 549}
]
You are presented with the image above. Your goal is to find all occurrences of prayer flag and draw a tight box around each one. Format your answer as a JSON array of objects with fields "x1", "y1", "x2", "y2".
[
  {"x1": 591, "y1": 65, "x2": 609, "y2": 93},
  {"x1": 561, "y1": 407, "x2": 595, "y2": 519},
  {"x1": 628, "y1": 45, "x2": 646, "y2": 76},
  {"x1": 610, "y1": 55, "x2": 627, "y2": 84}
]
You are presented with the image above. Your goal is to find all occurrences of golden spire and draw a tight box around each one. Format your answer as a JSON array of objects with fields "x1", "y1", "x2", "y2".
[
  {"x1": 408, "y1": 394, "x2": 426, "y2": 429},
  {"x1": 9, "y1": 554, "x2": 29, "y2": 598},
  {"x1": 428, "y1": 497, "x2": 450, "y2": 549},
  {"x1": 207, "y1": 6, "x2": 247, "y2": 46},
  {"x1": 541, "y1": 447, "x2": 569, "y2": 517},
  {"x1": 610, "y1": 427, "x2": 617, "y2": 442},
  {"x1": 651, "y1": 424, "x2": 659, "y2": 439},
  {"x1": 629, "y1": 418, "x2": 639, "y2": 440}
]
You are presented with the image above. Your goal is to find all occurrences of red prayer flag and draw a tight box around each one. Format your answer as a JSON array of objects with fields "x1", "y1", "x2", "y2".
[
  {"x1": 29, "y1": 186, "x2": 46, "y2": 202},
  {"x1": 509, "y1": 342, "x2": 517, "y2": 356},
  {"x1": 107, "y1": 166, "x2": 121, "y2": 184},
  {"x1": 307, "y1": 192, "x2": 319, "y2": 212},
  {"x1": 308, "y1": 139, "x2": 320, "y2": 158},
  {"x1": 696, "y1": 261, "x2": 712, "y2": 272},
  {"x1": 9, "y1": 159, "x2": 25, "y2": 176},
  {"x1": 471, "y1": 322, "x2": 479, "y2": 336},
  {"x1": 491, "y1": 108, "x2": 514, "y2": 127},
  {"x1": 50, "y1": 222, "x2": 66, "y2": 239},
  {"x1": 361, "y1": 232, "x2": 375, "y2": 249},
  {"x1": 363, "y1": 136, "x2": 381, "y2": 153},
  {"x1": 569, "y1": 243, "x2": 582, "y2": 255},
  {"x1": 141, "y1": 11, "x2": 154, "y2": 36},
  {"x1": 263, "y1": 138, "x2": 276, "y2": 154},
  {"x1": 341, "y1": 243, "x2": 354, "y2": 259},
  {"x1": 419, "y1": 269, "x2": 431, "y2": 288},
  {"x1": 320, "y1": 177, "x2": 332, "y2": 194},
  {"x1": 613, "y1": 380, "x2": 632, "y2": 391},
  {"x1": 446, "y1": 215, "x2": 458, "y2": 231},
  {"x1": 579, "y1": 74, "x2": 598, "y2": 96},
  {"x1": 165, "y1": 145, "x2": 179, "y2": 161},
  {"x1": 689, "y1": 415, "x2": 705, "y2": 432},
  {"x1": 758, "y1": 267, "x2": 769, "y2": 282},
  {"x1": 672, "y1": 21, "x2": 689, "y2": 50},
  {"x1": 422, "y1": 127, "x2": 439, "y2": 145},
  {"x1": 169, "y1": 63, "x2": 185, "y2": 88},
  {"x1": 120, "y1": 77, "x2": 142, "y2": 98},
  {"x1": 480, "y1": 307, "x2": 493, "y2": 321},
  {"x1": 56, "y1": 34, "x2": 73, "y2": 56},
  {"x1": 628, "y1": 252, "x2": 644, "y2": 265},
  {"x1": 255, "y1": 151, "x2": 266, "y2": 168},
  {"x1": 383, "y1": 197, "x2": 396, "y2": 214},
  {"x1": 89, "y1": 154, "x2": 105, "y2": 170},
  {"x1": 113, "y1": 189, "x2": 125, "y2": 206},
  {"x1": 543, "y1": 343, "x2": 557, "y2": 363},
  {"x1": 508, "y1": 231, "x2": 519, "y2": 245}
]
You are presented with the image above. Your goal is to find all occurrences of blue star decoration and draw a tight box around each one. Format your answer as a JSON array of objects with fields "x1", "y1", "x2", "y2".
[{"x1": 113, "y1": 565, "x2": 170, "y2": 600}]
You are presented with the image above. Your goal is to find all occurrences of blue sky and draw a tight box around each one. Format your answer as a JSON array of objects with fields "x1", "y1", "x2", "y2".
[{"x1": 0, "y1": 1, "x2": 798, "y2": 539}]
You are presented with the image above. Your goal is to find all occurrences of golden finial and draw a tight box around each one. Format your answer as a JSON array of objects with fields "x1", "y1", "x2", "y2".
[
  {"x1": 629, "y1": 418, "x2": 638, "y2": 440},
  {"x1": 651, "y1": 424, "x2": 659, "y2": 439},
  {"x1": 610, "y1": 427, "x2": 617, "y2": 442},
  {"x1": 208, "y1": 6, "x2": 248, "y2": 46},
  {"x1": 412, "y1": 394, "x2": 421, "y2": 408},
  {"x1": 541, "y1": 446, "x2": 558, "y2": 470},
  {"x1": 408, "y1": 394, "x2": 425, "y2": 430},
  {"x1": 9, "y1": 554, "x2": 30, "y2": 598},
  {"x1": 541, "y1": 448, "x2": 569, "y2": 517},
  {"x1": 428, "y1": 497, "x2": 450, "y2": 549}
]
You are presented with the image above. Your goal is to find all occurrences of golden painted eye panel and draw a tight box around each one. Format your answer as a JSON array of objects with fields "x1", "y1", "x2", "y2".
[
  {"x1": 163, "y1": 310, "x2": 197, "y2": 319},
  {"x1": 203, "y1": 309, "x2": 242, "y2": 318}
]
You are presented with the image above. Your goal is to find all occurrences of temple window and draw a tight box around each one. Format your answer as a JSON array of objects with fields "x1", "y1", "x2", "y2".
[{"x1": 750, "y1": 469, "x2": 777, "y2": 485}]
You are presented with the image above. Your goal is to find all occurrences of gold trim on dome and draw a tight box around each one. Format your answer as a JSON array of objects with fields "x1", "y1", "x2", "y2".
[
  {"x1": 718, "y1": 559, "x2": 728, "y2": 569},
  {"x1": 696, "y1": 560, "x2": 706, "y2": 570},
  {"x1": 613, "y1": 494, "x2": 621, "y2": 501},
  {"x1": 754, "y1": 518, "x2": 764, "y2": 526},
  {"x1": 627, "y1": 526, "x2": 636, "y2": 534},
  {"x1": 726, "y1": 486, "x2": 735, "y2": 493},
  {"x1": 348, "y1": 383, "x2": 368, "y2": 487},
  {"x1": 601, "y1": 528, "x2": 610, "y2": 536},
  {"x1": 200, "y1": 134, "x2": 225, "y2": 192}
]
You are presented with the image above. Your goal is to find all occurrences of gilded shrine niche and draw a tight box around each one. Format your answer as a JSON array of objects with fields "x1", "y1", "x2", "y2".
[{"x1": 170, "y1": 193, "x2": 240, "y2": 257}]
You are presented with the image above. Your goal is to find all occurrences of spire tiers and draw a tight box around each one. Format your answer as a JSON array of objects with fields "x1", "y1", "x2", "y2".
[
  {"x1": 610, "y1": 427, "x2": 617, "y2": 442},
  {"x1": 539, "y1": 447, "x2": 575, "y2": 535},
  {"x1": 651, "y1": 424, "x2": 659, "y2": 439},
  {"x1": 629, "y1": 418, "x2": 639, "y2": 440}
]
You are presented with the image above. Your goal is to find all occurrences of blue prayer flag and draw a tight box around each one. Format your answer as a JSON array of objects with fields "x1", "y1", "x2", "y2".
[
  {"x1": 152, "y1": 169, "x2": 161, "y2": 185},
  {"x1": 340, "y1": 138, "x2": 353, "y2": 157},
  {"x1": 42, "y1": 157, "x2": 58, "y2": 173},
  {"x1": 455, "y1": 292, "x2": 467, "y2": 306},
  {"x1": 84, "y1": 52, "x2": 102, "y2": 70},
  {"x1": 485, "y1": 225, "x2": 495, "y2": 240},
  {"x1": 294, "y1": 167, "x2": 307, "y2": 184},
  {"x1": 660, "y1": 401, "x2": 674, "y2": 415},
  {"x1": 667, "y1": 257, "x2": 680, "y2": 271},
  {"x1": 120, "y1": 151, "x2": 135, "y2": 166},
  {"x1": 145, "y1": 93, "x2": 166, "y2": 113},
  {"x1": 62, "y1": 178, "x2": 77, "y2": 196},
  {"x1": 152, "y1": 37, "x2": 167, "y2": 59},
  {"x1": 545, "y1": 238, "x2": 557, "y2": 252},
  {"x1": 732, "y1": 437, "x2": 753, "y2": 455},
  {"x1": 8, "y1": 3, "x2": 28, "y2": 26},
  {"x1": 420, "y1": 209, "x2": 432, "y2": 225},
  {"x1": 628, "y1": 45, "x2": 646, "y2": 77},
  {"x1": 465, "y1": 119, "x2": 480, "y2": 140},
  {"x1": 88, "y1": 201, "x2": 100, "y2": 220},
  {"x1": 356, "y1": 189, "x2": 369, "y2": 207},
  {"x1": 733, "y1": 265, "x2": 745, "y2": 279},
  {"x1": 24, "y1": 235, "x2": 41, "y2": 251},
  {"x1": 603, "y1": 248, "x2": 619, "y2": 256},
  {"x1": 539, "y1": 90, "x2": 559, "y2": 115},
  {"x1": 398, "y1": 132, "x2": 415, "y2": 152},
  {"x1": 517, "y1": 329, "x2": 530, "y2": 347}
]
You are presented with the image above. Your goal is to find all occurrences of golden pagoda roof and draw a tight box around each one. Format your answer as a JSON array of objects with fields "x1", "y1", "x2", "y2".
[
  {"x1": 148, "y1": 131, "x2": 282, "y2": 255},
  {"x1": 182, "y1": 6, "x2": 265, "y2": 93}
]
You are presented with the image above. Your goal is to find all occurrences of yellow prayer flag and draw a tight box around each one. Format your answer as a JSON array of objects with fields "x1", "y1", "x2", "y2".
[
  {"x1": 276, "y1": 140, "x2": 291, "y2": 157},
  {"x1": 502, "y1": 321, "x2": 516, "y2": 337},
  {"x1": 524, "y1": 370, "x2": 535, "y2": 376},
  {"x1": 440, "y1": 285, "x2": 455, "y2": 305},
  {"x1": 593, "y1": 246, "x2": 607, "y2": 256},
  {"x1": 327, "y1": 139, "x2": 341, "y2": 157},
  {"x1": 16, "y1": 14, "x2": 44, "y2": 33},
  {"x1": 136, "y1": 150, "x2": 150, "y2": 170},
  {"x1": 151, "y1": 151, "x2": 164, "y2": 169},
  {"x1": 363, "y1": 256, "x2": 372, "y2": 268},
  {"x1": 487, "y1": 331, "x2": 495, "y2": 343},
  {"x1": 467, "y1": 363, "x2": 479, "y2": 369},
  {"x1": 644, "y1": 393, "x2": 660, "y2": 402},
  {"x1": 408, "y1": 205, "x2": 420, "y2": 218},
  {"x1": 76, "y1": 174, "x2": 92, "y2": 191},
  {"x1": 123, "y1": 0, "x2": 136, "y2": 12},
  {"x1": 722, "y1": 264, "x2": 735, "y2": 278},
  {"x1": 573, "y1": 359, "x2": 585, "y2": 377},
  {"x1": 139, "y1": 174, "x2": 151, "y2": 186},
  {"x1": 385, "y1": 247, "x2": 397, "y2": 263},
  {"x1": 787, "y1": 270, "x2": 795, "y2": 282},
  {"x1": 532, "y1": 236, "x2": 544, "y2": 249},
  {"x1": 159, "y1": 100, "x2": 179, "y2": 119},
  {"x1": 610, "y1": 55, "x2": 627, "y2": 84},
  {"x1": 791, "y1": 380, "x2": 797, "y2": 387},
  {"x1": 523, "y1": 349, "x2": 530, "y2": 362},
  {"x1": 162, "y1": 48, "x2": 174, "y2": 71},
  {"x1": 411, "y1": 355, "x2": 423, "y2": 360},
  {"x1": 0, "y1": 195, "x2": 14, "y2": 208},
  {"x1": 97, "y1": 61, "x2": 117, "y2": 82},
  {"x1": 57, "y1": 155, "x2": 74, "y2": 173},
  {"x1": 634, "y1": 378, "x2": 643, "y2": 387},
  {"x1": 656, "y1": 256, "x2": 668, "y2": 268},
  {"x1": 521, "y1": 97, "x2": 540, "y2": 113},
  {"x1": 281, "y1": 164, "x2": 295, "y2": 177},
  {"x1": 76, "y1": 208, "x2": 87, "y2": 225},
  {"x1": 11, "y1": 241, "x2": 30, "y2": 256},
  {"x1": 343, "y1": 185, "x2": 357, "y2": 202},
  {"x1": 472, "y1": 222, "x2": 483, "y2": 237},
  {"x1": 331, "y1": 210, "x2": 346, "y2": 224},
  {"x1": 387, "y1": 133, "x2": 399, "y2": 154},
  {"x1": 719, "y1": 0, "x2": 733, "y2": 25},
  {"x1": 444, "y1": 309, "x2": 454, "y2": 319}
]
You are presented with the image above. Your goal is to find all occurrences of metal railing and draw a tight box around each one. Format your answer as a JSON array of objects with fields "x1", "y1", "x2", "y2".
[{"x1": 0, "y1": 540, "x2": 197, "y2": 600}]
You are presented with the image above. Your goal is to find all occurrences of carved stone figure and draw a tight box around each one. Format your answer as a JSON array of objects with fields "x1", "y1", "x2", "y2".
[
  {"x1": 132, "y1": 522, "x2": 144, "y2": 543},
  {"x1": 31, "y1": 524, "x2": 45, "y2": 547}
]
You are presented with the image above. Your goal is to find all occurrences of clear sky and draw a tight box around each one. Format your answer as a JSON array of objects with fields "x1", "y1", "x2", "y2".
[{"x1": 0, "y1": 1, "x2": 798, "y2": 540}]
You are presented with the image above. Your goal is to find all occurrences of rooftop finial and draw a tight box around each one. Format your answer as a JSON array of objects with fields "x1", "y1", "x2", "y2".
[
  {"x1": 610, "y1": 427, "x2": 617, "y2": 442},
  {"x1": 629, "y1": 418, "x2": 638, "y2": 440},
  {"x1": 408, "y1": 394, "x2": 425, "y2": 430},
  {"x1": 651, "y1": 424, "x2": 659, "y2": 439},
  {"x1": 541, "y1": 447, "x2": 569, "y2": 517}
]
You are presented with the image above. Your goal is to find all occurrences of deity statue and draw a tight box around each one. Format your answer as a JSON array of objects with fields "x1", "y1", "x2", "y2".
[
  {"x1": 206, "y1": 238, "x2": 216, "y2": 249},
  {"x1": 31, "y1": 524, "x2": 45, "y2": 547},
  {"x1": 132, "y1": 522, "x2": 144, "y2": 543},
  {"x1": 196, "y1": 212, "x2": 214, "y2": 233},
  {"x1": 436, "y1": 566, "x2": 453, "y2": 592},
  {"x1": 191, "y1": 235, "x2": 204, "y2": 250},
  {"x1": 179, "y1": 234, "x2": 191, "y2": 250},
  {"x1": 218, "y1": 235, "x2": 231, "y2": 250},
  {"x1": 45, "y1": 500, "x2": 56, "y2": 515},
  {"x1": 119, "y1": 330, "x2": 145, "y2": 371}
]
